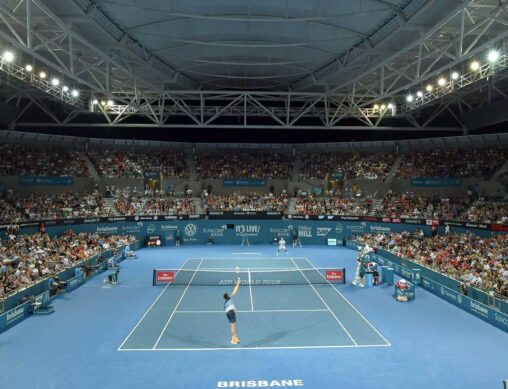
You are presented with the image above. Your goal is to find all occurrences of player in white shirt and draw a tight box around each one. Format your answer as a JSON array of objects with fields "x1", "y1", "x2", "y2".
[
  {"x1": 276, "y1": 237, "x2": 288, "y2": 256},
  {"x1": 223, "y1": 278, "x2": 241, "y2": 345}
]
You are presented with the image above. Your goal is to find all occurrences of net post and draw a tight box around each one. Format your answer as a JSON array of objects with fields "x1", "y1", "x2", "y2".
[{"x1": 152, "y1": 269, "x2": 156, "y2": 286}]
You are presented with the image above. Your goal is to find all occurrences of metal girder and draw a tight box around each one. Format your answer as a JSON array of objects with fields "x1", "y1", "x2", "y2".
[
  {"x1": 295, "y1": 0, "x2": 508, "y2": 117},
  {"x1": 1, "y1": 0, "x2": 507, "y2": 133},
  {"x1": 0, "y1": 0, "x2": 197, "y2": 104},
  {"x1": 14, "y1": 122, "x2": 461, "y2": 131},
  {"x1": 86, "y1": 90, "x2": 398, "y2": 128}
]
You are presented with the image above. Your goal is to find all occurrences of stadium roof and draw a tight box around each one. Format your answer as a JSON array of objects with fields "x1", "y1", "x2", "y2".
[{"x1": 0, "y1": 0, "x2": 508, "y2": 134}]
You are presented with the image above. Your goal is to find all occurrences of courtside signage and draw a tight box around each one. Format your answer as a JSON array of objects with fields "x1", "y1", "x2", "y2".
[
  {"x1": 218, "y1": 379, "x2": 304, "y2": 387},
  {"x1": 325, "y1": 269, "x2": 345, "y2": 283},
  {"x1": 154, "y1": 271, "x2": 175, "y2": 284}
]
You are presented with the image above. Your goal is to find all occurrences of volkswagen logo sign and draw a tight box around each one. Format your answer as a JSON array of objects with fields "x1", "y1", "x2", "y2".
[{"x1": 185, "y1": 223, "x2": 198, "y2": 237}]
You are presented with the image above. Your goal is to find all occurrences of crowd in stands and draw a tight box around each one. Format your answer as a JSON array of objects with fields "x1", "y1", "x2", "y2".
[
  {"x1": 0, "y1": 191, "x2": 110, "y2": 222},
  {"x1": 293, "y1": 194, "x2": 374, "y2": 216},
  {"x1": 461, "y1": 200, "x2": 508, "y2": 224},
  {"x1": 88, "y1": 150, "x2": 188, "y2": 178},
  {"x1": 202, "y1": 192, "x2": 288, "y2": 212},
  {"x1": 377, "y1": 191, "x2": 470, "y2": 220},
  {"x1": 0, "y1": 230, "x2": 135, "y2": 297},
  {"x1": 395, "y1": 147, "x2": 507, "y2": 179},
  {"x1": 195, "y1": 153, "x2": 292, "y2": 179},
  {"x1": 354, "y1": 231, "x2": 508, "y2": 298},
  {"x1": 116, "y1": 195, "x2": 196, "y2": 215},
  {"x1": 299, "y1": 152, "x2": 395, "y2": 180},
  {"x1": 0, "y1": 189, "x2": 506, "y2": 222},
  {"x1": 0, "y1": 143, "x2": 89, "y2": 177},
  {"x1": 1, "y1": 143, "x2": 507, "y2": 181}
]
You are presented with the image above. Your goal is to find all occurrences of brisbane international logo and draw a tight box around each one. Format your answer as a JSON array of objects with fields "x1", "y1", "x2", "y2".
[{"x1": 184, "y1": 223, "x2": 198, "y2": 237}]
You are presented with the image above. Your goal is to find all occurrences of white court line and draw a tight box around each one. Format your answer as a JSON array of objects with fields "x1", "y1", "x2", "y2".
[
  {"x1": 248, "y1": 268, "x2": 254, "y2": 311},
  {"x1": 152, "y1": 258, "x2": 204, "y2": 349},
  {"x1": 176, "y1": 310, "x2": 328, "y2": 313},
  {"x1": 302, "y1": 257, "x2": 391, "y2": 346},
  {"x1": 199, "y1": 267, "x2": 296, "y2": 271},
  {"x1": 290, "y1": 258, "x2": 358, "y2": 346},
  {"x1": 190, "y1": 257, "x2": 298, "y2": 260},
  {"x1": 118, "y1": 343, "x2": 391, "y2": 352},
  {"x1": 117, "y1": 257, "x2": 192, "y2": 351}
]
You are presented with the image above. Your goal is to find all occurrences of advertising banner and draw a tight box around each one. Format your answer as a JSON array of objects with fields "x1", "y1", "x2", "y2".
[{"x1": 18, "y1": 176, "x2": 74, "y2": 186}]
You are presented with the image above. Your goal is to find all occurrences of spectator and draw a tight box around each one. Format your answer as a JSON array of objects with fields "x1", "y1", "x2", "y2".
[
  {"x1": 354, "y1": 231, "x2": 508, "y2": 298},
  {"x1": 195, "y1": 153, "x2": 292, "y2": 179},
  {"x1": 395, "y1": 147, "x2": 507, "y2": 179},
  {"x1": 0, "y1": 143, "x2": 89, "y2": 177}
]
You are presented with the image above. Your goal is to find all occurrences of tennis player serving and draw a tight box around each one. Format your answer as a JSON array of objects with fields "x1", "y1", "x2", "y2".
[{"x1": 223, "y1": 276, "x2": 241, "y2": 345}]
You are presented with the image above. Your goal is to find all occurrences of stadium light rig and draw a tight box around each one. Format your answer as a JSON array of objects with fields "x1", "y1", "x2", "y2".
[
  {"x1": 402, "y1": 48, "x2": 508, "y2": 113},
  {"x1": 0, "y1": 49, "x2": 84, "y2": 109}
]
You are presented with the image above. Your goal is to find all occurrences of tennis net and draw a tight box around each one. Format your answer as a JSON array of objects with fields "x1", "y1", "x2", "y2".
[{"x1": 152, "y1": 267, "x2": 346, "y2": 286}]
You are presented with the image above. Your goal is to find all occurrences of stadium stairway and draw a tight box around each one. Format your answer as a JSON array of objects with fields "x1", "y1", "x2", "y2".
[
  {"x1": 368, "y1": 198, "x2": 384, "y2": 216},
  {"x1": 186, "y1": 153, "x2": 198, "y2": 180},
  {"x1": 288, "y1": 197, "x2": 298, "y2": 214},
  {"x1": 192, "y1": 197, "x2": 205, "y2": 215},
  {"x1": 493, "y1": 159, "x2": 508, "y2": 179},
  {"x1": 292, "y1": 155, "x2": 302, "y2": 181},
  {"x1": 103, "y1": 197, "x2": 121, "y2": 216},
  {"x1": 384, "y1": 153, "x2": 404, "y2": 183},
  {"x1": 83, "y1": 152, "x2": 100, "y2": 178}
]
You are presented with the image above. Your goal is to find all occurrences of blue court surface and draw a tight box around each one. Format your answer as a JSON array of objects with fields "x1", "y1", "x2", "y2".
[{"x1": 1, "y1": 245, "x2": 507, "y2": 389}]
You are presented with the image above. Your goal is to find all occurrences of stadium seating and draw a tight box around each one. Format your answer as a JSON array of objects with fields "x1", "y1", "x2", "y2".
[
  {"x1": 195, "y1": 153, "x2": 292, "y2": 179},
  {"x1": 0, "y1": 231, "x2": 135, "y2": 297},
  {"x1": 394, "y1": 147, "x2": 507, "y2": 179},
  {"x1": 88, "y1": 150, "x2": 188, "y2": 178},
  {"x1": 0, "y1": 143, "x2": 89, "y2": 177},
  {"x1": 299, "y1": 152, "x2": 395, "y2": 180},
  {"x1": 354, "y1": 231, "x2": 508, "y2": 298}
]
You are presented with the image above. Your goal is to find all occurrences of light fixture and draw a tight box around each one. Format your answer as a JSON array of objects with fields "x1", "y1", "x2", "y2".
[
  {"x1": 387, "y1": 103, "x2": 393, "y2": 109},
  {"x1": 416, "y1": 91, "x2": 423, "y2": 97},
  {"x1": 426, "y1": 84, "x2": 433, "y2": 92},
  {"x1": 25, "y1": 64, "x2": 33, "y2": 72},
  {"x1": 51, "y1": 78, "x2": 60, "y2": 86},
  {"x1": 406, "y1": 95, "x2": 414, "y2": 102},
  {"x1": 92, "y1": 99, "x2": 98, "y2": 105},
  {"x1": 470, "y1": 61, "x2": 480, "y2": 71},
  {"x1": 107, "y1": 100, "x2": 114, "y2": 106},
  {"x1": 487, "y1": 50, "x2": 499, "y2": 63},
  {"x1": 62, "y1": 86, "x2": 69, "y2": 92},
  {"x1": 71, "y1": 89, "x2": 79, "y2": 97},
  {"x1": 101, "y1": 101, "x2": 106, "y2": 106},
  {"x1": 438, "y1": 78, "x2": 446, "y2": 86},
  {"x1": 373, "y1": 104, "x2": 379, "y2": 110},
  {"x1": 3, "y1": 51, "x2": 14, "y2": 63},
  {"x1": 451, "y1": 71, "x2": 459, "y2": 80},
  {"x1": 380, "y1": 104, "x2": 386, "y2": 110},
  {"x1": 39, "y1": 71, "x2": 46, "y2": 79}
]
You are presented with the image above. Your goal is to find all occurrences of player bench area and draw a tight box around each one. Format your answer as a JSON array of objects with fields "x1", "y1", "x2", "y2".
[{"x1": 118, "y1": 256, "x2": 390, "y2": 351}]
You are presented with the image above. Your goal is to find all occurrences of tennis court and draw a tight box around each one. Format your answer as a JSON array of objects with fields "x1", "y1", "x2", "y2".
[
  {"x1": 2, "y1": 245, "x2": 508, "y2": 389},
  {"x1": 118, "y1": 256, "x2": 389, "y2": 351}
]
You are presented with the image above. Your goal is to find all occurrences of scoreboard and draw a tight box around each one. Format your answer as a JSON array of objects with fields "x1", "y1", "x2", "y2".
[{"x1": 145, "y1": 235, "x2": 162, "y2": 247}]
